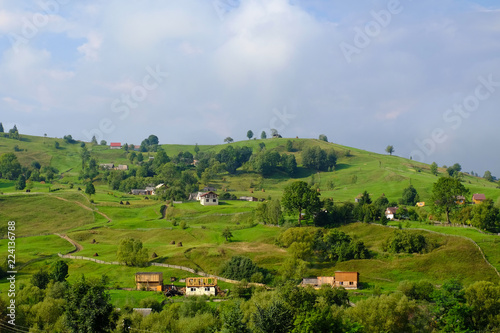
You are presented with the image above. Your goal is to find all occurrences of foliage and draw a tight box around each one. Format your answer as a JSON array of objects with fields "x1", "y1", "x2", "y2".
[
  {"x1": 220, "y1": 300, "x2": 249, "y2": 333},
  {"x1": 51, "y1": 260, "x2": 69, "y2": 282},
  {"x1": 430, "y1": 162, "x2": 438, "y2": 176},
  {"x1": 85, "y1": 182, "x2": 96, "y2": 196},
  {"x1": 0, "y1": 152, "x2": 22, "y2": 180},
  {"x1": 318, "y1": 134, "x2": 328, "y2": 142},
  {"x1": 31, "y1": 269, "x2": 51, "y2": 289},
  {"x1": 220, "y1": 256, "x2": 260, "y2": 281},
  {"x1": 470, "y1": 199, "x2": 500, "y2": 231},
  {"x1": 464, "y1": 281, "x2": 500, "y2": 331},
  {"x1": 384, "y1": 230, "x2": 427, "y2": 254},
  {"x1": 301, "y1": 146, "x2": 337, "y2": 171},
  {"x1": 222, "y1": 227, "x2": 233, "y2": 241},
  {"x1": 446, "y1": 163, "x2": 462, "y2": 177},
  {"x1": 400, "y1": 185, "x2": 420, "y2": 206},
  {"x1": 116, "y1": 238, "x2": 149, "y2": 266},
  {"x1": 247, "y1": 130, "x2": 253, "y2": 140},
  {"x1": 15, "y1": 174, "x2": 26, "y2": 190},
  {"x1": 65, "y1": 275, "x2": 115, "y2": 333},
  {"x1": 260, "y1": 131, "x2": 267, "y2": 139},
  {"x1": 398, "y1": 280, "x2": 435, "y2": 301},
  {"x1": 385, "y1": 145, "x2": 395, "y2": 156},
  {"x1": 224, "y1": 136, "x2": 234, "y2": 144},
  {"x1": 432, "y1": 177, "x2": 469, "y2": 223},
  {"x1": 282, "y1": 181, "x2": 321, "y2": 225},
  {"x1": 285, "y1": 140, "x2": 293, "y2": 152},
  {"x1": 483, "y1": 170, "x2": 494, "y2": 182},
  {"x1": 252, "y1": 300, "x2": 294, "y2": 333},
  {"x1": 252, "y1": 149, "x2": 281, "y2": 176}
]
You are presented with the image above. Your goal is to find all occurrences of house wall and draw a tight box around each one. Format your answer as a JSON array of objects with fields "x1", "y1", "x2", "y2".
[
  {"x1": 186, "y1": 286, "x2": 216, "y2": 296},
  {"x1": 334, "y1": 272, "x2": 359, "y2": 289}
]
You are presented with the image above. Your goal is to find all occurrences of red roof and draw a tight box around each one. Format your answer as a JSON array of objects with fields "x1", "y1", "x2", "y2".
[
  {"x1": 200, "y1": 191, "x2": 218, "y2": 197},
  {"x1": 110, "y1": 142, "x2": 122, "y2": 147},
  {"x1": 386, "y1": 207, "x2": 398, "y2": 214},
  {"x1": 472, "y1": 193, "x2": 486, "y2": 201}
]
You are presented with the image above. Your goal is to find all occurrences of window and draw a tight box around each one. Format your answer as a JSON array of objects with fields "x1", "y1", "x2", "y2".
[
  {"x1": 213, "y1": 199, "x2": 217, "y2": 202},
  {"x1": 205, "y1": 287, "x2": 210, "y2": 291},
  {"x1": 190, "y1": 288, "x2": 195, "y2": 291},
  {"x1": 349, "y1": 281, "x2": 354, "y2": 285},
  {"x1": 339, "y1": 281, "x2": 343, "y2": 285}
]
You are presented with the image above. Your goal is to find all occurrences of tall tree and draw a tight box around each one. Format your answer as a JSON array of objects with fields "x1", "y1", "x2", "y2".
[
  {"x1": 261, "y1": 131, "x2": 267, "y2": 139},
  {"x1": 0, "y1": 153, "x2": 22, "y2": 180},
  {"x1": 319, "y1": 134, "x2": 328, "y2": 142},
  {"x1": 400, "y1": 185, "x2": 420, "y2": 206},
  {"x1": 483, "y1": 170, "x2": 494, "y2": 182},
  {"x1": 247, "y1": 130, "x2": 254, "y2": 140},
  {"x1": 117, "y1": 238, "x2": 148, "y2": 266},
  {"x1": 224, "y1": 137, "x2": 234, "y2": 144},
  {"x1": 432, "y1": 177, "x2": 469, "y2": 223},
  {"x1": 15, "y1": 174, "x2": 26, "y2": 190},
  {"x1": 385, "y1": 145, "x2": 395, "y2": 156},
  {"x1": 282, "y1": 181, "x2": 321, "y2": 226},
  {"x1": 0, "y1": 122, "x2": 3, "y2": 133},
  {"x1": 65, "y1": 275, "x2": 115, "y2": 333},
  {"x1": 194, "y1": 143, "x2": 200, "y2": 154},
  {"x1": 85, "y1": 182, "x2": 95, "y2": 197},
  {"x1": 430, "y1": 162, "x2": 438, "y2": 176},
  {"x1": 51, "y1": 260, "x2": 69, "y2": 282},
  {"x1": 91, "y1": 135, "x2": 97, "y2": 145}
]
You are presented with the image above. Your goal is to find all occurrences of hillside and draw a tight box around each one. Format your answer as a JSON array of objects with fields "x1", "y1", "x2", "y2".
[{"x1": 1, "y1": 133, "x2": 500, "y2": 305}]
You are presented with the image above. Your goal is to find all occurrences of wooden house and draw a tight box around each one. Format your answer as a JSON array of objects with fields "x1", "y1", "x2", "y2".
[
  {"x1": 135, "y1": 272, "x2": 163, "y2": 291},
  {"x1": 186, "y1": 277, "x2": 217, "y2": 296},
  {"x1": 333, "y1": 271, "x2": 359, "y2": 289},
  {"x1": 472, "y1": 193, "x2": 486, "y2": 204}
]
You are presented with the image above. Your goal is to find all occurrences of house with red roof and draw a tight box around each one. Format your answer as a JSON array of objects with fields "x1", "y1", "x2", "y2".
[
  {"x1": 110, "y1": 142, "x2": 122, "y2": 149},
  {"x1": 472, "y1": 193, "x2": 486, "y2": 204}
]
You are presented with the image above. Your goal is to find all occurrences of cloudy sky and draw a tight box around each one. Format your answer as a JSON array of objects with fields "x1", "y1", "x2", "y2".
[{"x1": 1, "y1": 0, "x2": 499, "y2": 176}]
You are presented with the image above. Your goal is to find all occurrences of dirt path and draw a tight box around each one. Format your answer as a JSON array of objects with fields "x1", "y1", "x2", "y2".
[
  {"x1": 53, "y1": 196, "x2": 112, "y2": 222},
  {"x1": 55, "y1": 233, "x2": 83, "y2": 253}
]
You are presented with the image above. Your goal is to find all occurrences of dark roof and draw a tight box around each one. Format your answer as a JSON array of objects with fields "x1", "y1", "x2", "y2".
[
  {"x1": 386, "y1": 207, "x2": 398, "y2": 214},
  {"x1": 200, "y1": 191, "x2": 218, "y2": 197}
]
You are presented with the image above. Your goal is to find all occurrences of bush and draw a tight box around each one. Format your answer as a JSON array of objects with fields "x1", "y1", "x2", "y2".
[
  {"x1": 383, "y1": 231, "x2": 427, "y2": 254},
  {"x1": 220, "y1": 256, "x2": 260, "y2": 281}
]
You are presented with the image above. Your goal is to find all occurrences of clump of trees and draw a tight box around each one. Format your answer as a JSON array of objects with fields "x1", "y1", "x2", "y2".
[
  {"x1": 117, "y1": 238, "x2": 148, "y2": 266},
  {"x1": 219, "y1": 256, "x2": 263, "y2": 282},
  {"x1": 383, "y1": 230, "x2": 428, "y2": 254},
  {"x1": 301, "y1": 146, "x2": 337, "y2": 171},
  {"x1": 255, "y1": 198, "x2": 283, "y2": 225}
]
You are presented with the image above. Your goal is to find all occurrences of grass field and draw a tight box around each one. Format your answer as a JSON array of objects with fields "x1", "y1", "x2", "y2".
[{"x1": 1, "y1": 134, "x2": 500, "y2": 305}]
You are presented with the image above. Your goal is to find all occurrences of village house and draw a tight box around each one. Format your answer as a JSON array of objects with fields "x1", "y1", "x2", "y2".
[
  {"x1": 385, "y1": 207, "x2": 398, "y2": 220},
  {"x1": 472, "y1": 193, "x2": 486, "y2": 204},
  {"x1": 115, "y1": 164, "x2": 128, "y2": 171},
  {"x1": 200, "y1": 191, "x2": 219, "y2": 206},
  {"x1": 110, "y1": 142, "x2": 122, "y2": 149},
  {"x1": 416, "y1": 202, "x2": 425, "y2": 207},
  {"x1": 301, "y1": 272, "x2": 359, "y2": 290},
  {"x1": 185, "y1": 277, "x2": 217, "y2": 296},
  {"x1": 135, "y1": 272, "x2": 163, "y2": 292},
  {"x1": 130, "y1": 187, "x2": 155, "y2": 195},
  {"x1": 239, "y1": 196, "x2": 259, "y2": 202},
  {"x1": 100, "y1": 163, "x2": 114, "y2": 169},
  {"x1": 456, "y1": 195, "x2": 466, "y2": 205}
]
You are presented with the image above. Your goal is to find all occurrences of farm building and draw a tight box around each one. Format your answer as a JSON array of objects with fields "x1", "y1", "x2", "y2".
[
  {"x1": 185, "y1": 277, "x2": 217, "y2": 296},
  {"x1": 199, "y1": 191, "x2": 219, "y2": 206},
  {"x1": 135, "y1": 272, "x2": 163, "y2": 291},
  {"x1": 385, "y1": 207, "x2": 398, "y2": 220},
  {"x1": 456, "y1": 195, "x2": 466, "y2": 205},
  {"x1": 472, "y1": 193, "x2": 486, "y2": 204},
  {"x1": 301, "y1": 272, "x2": 359, "y2": 290},
  {"x1": 100, "y1": 163, "x2": 114, "y2": 169},
  {"x1": 239, "y1": 196, "x2": 258, "y2": 201},
  {"x1": 116, "y1": 164, "x2": 128, "y2": 171},
  {"x1": 110, "y1": 142, "x2": 122, "y2": 149}
]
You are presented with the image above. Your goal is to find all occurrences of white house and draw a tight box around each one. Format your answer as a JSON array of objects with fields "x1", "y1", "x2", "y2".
[
  {"x1": 385, "y1": 207, "x2": 398, "y2": 220},
  {"x1": 185, "y1": 277, "x2": 217, "y2": 296},
  {"x1": 199, "y1": 191, "x2": 219, "y2": 206}
]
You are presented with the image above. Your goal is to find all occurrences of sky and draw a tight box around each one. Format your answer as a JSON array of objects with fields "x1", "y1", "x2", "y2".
[{"x1": 0, "y1": 0, "x2": 500, "y2": 176}]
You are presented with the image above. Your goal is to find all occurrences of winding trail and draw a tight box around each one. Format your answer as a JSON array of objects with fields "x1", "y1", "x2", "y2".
[
  {"x1": 53, "y1": 196, "x2": 112, "y2": 221},
  {"x1": 55, "y1": 233, "x2": 83, "y2": 253}
]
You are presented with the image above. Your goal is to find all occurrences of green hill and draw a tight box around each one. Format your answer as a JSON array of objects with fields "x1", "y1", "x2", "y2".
[{"x1": 1, "y1": 133, "x2": 500, "y2": 304}]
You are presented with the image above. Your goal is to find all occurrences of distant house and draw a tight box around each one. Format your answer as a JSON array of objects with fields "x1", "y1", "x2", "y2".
[
  {"x1": 116, "y1": 164, "x2": 128, "y2": 171},
  {"x1": 145, "y1": 187, "x2": 155, "y2": 195},
  {"x1": 472, "y1": 193, "x2": 486, "y2": 204},
  {"x1": 100, "y1": 163, "x2": 114, "y2": 169},
  {"x1": 456, "y1": 196, "x2": 466, "y2": 205},
  {"x1": 239, "y1": 196, "x2": 258, "y2": 202},
  {"x1": 110, "y1": 142, "x2": 122, "y2": 149},
  {"x1": 186, "y1": 277, "x2": 217, "y2": 296},
  {"x1": 203, "y1": 186, "x2": 217, "y2": 192},
  {"x1": 385, "y1": 207, "x2": 398, "y2": 220},
  {"x1": 354, "y1": 194, "x2": 362, "y2": 203},
  {"x1": 199, "y1": 191, "x2": 219, "y2": 206},
  {"x1": 301, "y1": 272, "x2": 359, "y2": 290},
  {"x1": 188, "y1": 192, "x2": 203, "y2": 201},
  {"x1": 131, "y1": 189, "x2": 148, "y2": 195},
  {"x1": 416, "y1": 202, "x2": 425, "y2": 207},
  {"x1": 135, "y1": 272, "x2": 163, "y2": 291}
]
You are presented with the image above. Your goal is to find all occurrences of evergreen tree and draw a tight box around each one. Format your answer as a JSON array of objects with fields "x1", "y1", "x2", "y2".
[
  {"x1": 15, "y1": 174, "x2": 26, "y2": 190},
  {"x1": 0, "y1": 122, "x2": 3, "y2": 133},
  {"x1": 261, "y1": 131, "x2": 267, "y2": 139}
]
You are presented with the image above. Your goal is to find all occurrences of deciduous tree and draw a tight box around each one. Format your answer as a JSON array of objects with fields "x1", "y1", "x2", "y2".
[
  {"x1": 282, "y1": 181, "x2": 321, "y2": 226},
  {"x1": 430, "y1": 162, "x2": 438, "y2": 176},
  {"x1": 247, "y1": 130, "x2": 254, "y2": 140},
  {"x1": 261, "y1": 131, "x2": 267, "y2": 139},
  {"x1": 432, "y1": 177, "x2": 469, "y2": 223},
  {"x1": 385, "y1": 145, "x2": 395, "y2": 156}
]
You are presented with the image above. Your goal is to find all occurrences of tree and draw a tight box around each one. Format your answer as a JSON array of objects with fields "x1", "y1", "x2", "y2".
[
  {"x1": 220, "y1": 256, "x2": 260, "y2": 280},
  {"x1": 100, "y1": 140, "x2": 107, "y2": 146},
  {"x1": 117, "y1": 238, "x2": 148, "y2": 266},
  {"x1": 0, "y1": 152, "x2": 22, "y2": 180},
  {"x1": 483, "y1": 170, "x2": 494, "y2": 182},
  {"x1": 65, "y1": 275, "x2": 115, "y2": 333},
  {"x1": 194, "y1": 143, "x2": 200, "y2": 154},
  {"x1": 15, "y1": 174, "x2": 26, "y2": 190},
  {"x1": 430, "y1": 162, "x2": 438, "y2": 176},
  {"x1": 247, "y1": 130, "x2": 254, "y2": 140},
  {"x1": 252, "y1": 300, "x2": 294, "y2": 333},
  {"x1": 319, "y1": 134, "x2": 328, "y2": 142},
  {"x1": 282, "y1": 181, "x2": 321, "y2": 226},
  {"x1": 0, "y1": 122, "x2": 3, "y2": 133},
  {"x1": 432, "y1": 177, "x2": 469, "y2": 223},
  {"x1": 285, "y1": 140, "x2": 293, "y2": 152},
  {"x1": 148, "y1": 134, "x2": 159, "y2": 146},
  {"x1": 85, "y1": 182, "x2": 95, "y2": 197},
  {"x1": 224, "y1": 137, "x2": 234, "y2": 144},
  {"x1": 91, "y1": 135, "x2": 97, "y2": 145},
  {"x1": 31, "y1": 269, "x2": 51, "y2": 289},
  {"x1": 385, "y1": 145, "x2": 395, "y2": 156},
  {"x1": 447, "y1": 163, "x2": 462, "y2": 177},
  {"x1": 465, "y1": 281, "x2": 500, "y2": 331},
  {"x1": 400, "y1": 185, "x2": 419, "y2": 206},
  {"x1": 470, "y1": 199, "x2": 500, "y2": 230},
  {"x1": 222, "y1": 227, "x2": 233, "y2": 242},
  {"x1": 54, "y1": 141, "x2": 60, "y2": 149},
  {"x1": 51, "y1": 260, "x2": 69, "y2": 282},
  {"x1": 261, "y1": 131, "x2": 267, "y2": 139},
  {"x1": 302, "y1": 147, "x2": 337, "y2": 171}
]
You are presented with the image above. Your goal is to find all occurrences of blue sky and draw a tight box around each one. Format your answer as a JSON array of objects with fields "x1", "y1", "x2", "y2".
[{"x1": 1, "y1": 0, "x2": 500, "y2": 176}]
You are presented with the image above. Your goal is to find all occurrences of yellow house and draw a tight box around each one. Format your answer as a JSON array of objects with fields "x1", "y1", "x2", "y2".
[
  {"x1": 472, "y1": 193, "x2": 486, "y2": 204},
  {"x1": 416, "y1": 202, "x2": 425, "y2": 207}
]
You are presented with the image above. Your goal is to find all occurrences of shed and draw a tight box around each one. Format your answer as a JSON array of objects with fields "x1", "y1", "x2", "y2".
[{"x1": 135, "y1": 272, "x2": 163, "y2": 291}]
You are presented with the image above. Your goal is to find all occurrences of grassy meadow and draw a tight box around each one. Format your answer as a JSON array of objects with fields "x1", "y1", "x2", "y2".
[{"x1": 1, "y1": 134, "x2": 500, "y2": 305}]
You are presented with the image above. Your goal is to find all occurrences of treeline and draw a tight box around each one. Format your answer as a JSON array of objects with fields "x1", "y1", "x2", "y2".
[{"x1": 6, "y1": 274, "x2": 499, "y2": 332}]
